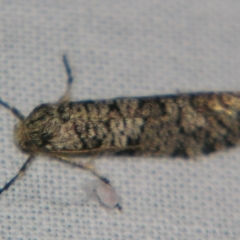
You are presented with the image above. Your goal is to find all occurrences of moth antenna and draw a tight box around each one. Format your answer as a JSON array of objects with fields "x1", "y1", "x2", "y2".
[
  {"x1": 0, "y1": 154, "x2": 35, "y2": 195},
  {"x1": 0, "y1": 98, "x2": 25, "y2": 121}
]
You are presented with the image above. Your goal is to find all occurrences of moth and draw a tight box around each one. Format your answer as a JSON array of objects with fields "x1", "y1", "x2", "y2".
[{"x1": 1, "y1": 55, "x2": 240, "y2": 209}]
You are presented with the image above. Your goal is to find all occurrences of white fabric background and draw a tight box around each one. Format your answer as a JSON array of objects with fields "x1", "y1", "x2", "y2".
[{"x1": 0, "y1": 0, "x2": 240, "y2": 239}]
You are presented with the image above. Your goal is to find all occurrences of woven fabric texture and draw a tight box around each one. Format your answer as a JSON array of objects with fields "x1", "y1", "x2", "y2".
[{"x1": 0, "y1": 1, "x2": 239, "y2": 239}]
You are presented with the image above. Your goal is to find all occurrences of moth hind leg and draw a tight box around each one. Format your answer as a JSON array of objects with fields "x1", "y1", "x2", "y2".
[
  {"x1": 55, "y1": 155, "x2": 110, "y2": 184},
  {"x1": 55, "y1": 156, "x2": 122, "y2": 210},
  {"x1": 58, "y1": 54, "x2": 74, "y2": 103}
]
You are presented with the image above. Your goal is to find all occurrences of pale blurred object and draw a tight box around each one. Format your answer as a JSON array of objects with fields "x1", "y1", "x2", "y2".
[{"x1": 85, "y1": 180, "x2": 122, "y2": 210}]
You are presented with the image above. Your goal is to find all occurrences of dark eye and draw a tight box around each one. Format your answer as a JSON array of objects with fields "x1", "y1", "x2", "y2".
[{"x1": 24, "y1": 141, "x2": 33, "y2": 147}]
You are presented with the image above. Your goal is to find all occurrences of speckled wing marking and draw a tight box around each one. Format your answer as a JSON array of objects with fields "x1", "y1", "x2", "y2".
[{"x1": 14, "y1": 92, "x2": 240, "y2": 157}]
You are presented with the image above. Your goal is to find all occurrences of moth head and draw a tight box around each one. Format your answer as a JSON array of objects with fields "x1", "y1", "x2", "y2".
[
  {"x1": 14, "y1": 121, "x2": 36, "y2": 152},
  {"x1": 14, "y1": 104, "x2": 59, "y2": 152}
]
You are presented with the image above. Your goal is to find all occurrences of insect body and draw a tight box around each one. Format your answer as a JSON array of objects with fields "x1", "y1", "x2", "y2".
[
  {"x1": 15, "y1": 92, "x2": 240, "y2": 157},
  {"x1": 1, "y1": 55, "x2": 240, "y2": 207}
]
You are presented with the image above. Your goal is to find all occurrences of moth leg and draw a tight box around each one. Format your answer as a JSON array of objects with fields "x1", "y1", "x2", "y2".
[
  {"x1": 55, "y1": 156, "x2": 110, "y2": 185},
  {"x1": 80, "y1": 155, "x2": 100, "y2": 168},
  {"x1": 0, "y1": 154, "x2": 35, "y2": 195},
  {"x1": 58, "y1": 54, "x2": 73, "y2": 103}
]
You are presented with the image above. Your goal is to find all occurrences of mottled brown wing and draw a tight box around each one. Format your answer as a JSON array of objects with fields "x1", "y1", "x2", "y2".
[{"x1": 15, "y1": 92, "x2": 240, "y2": 157}]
